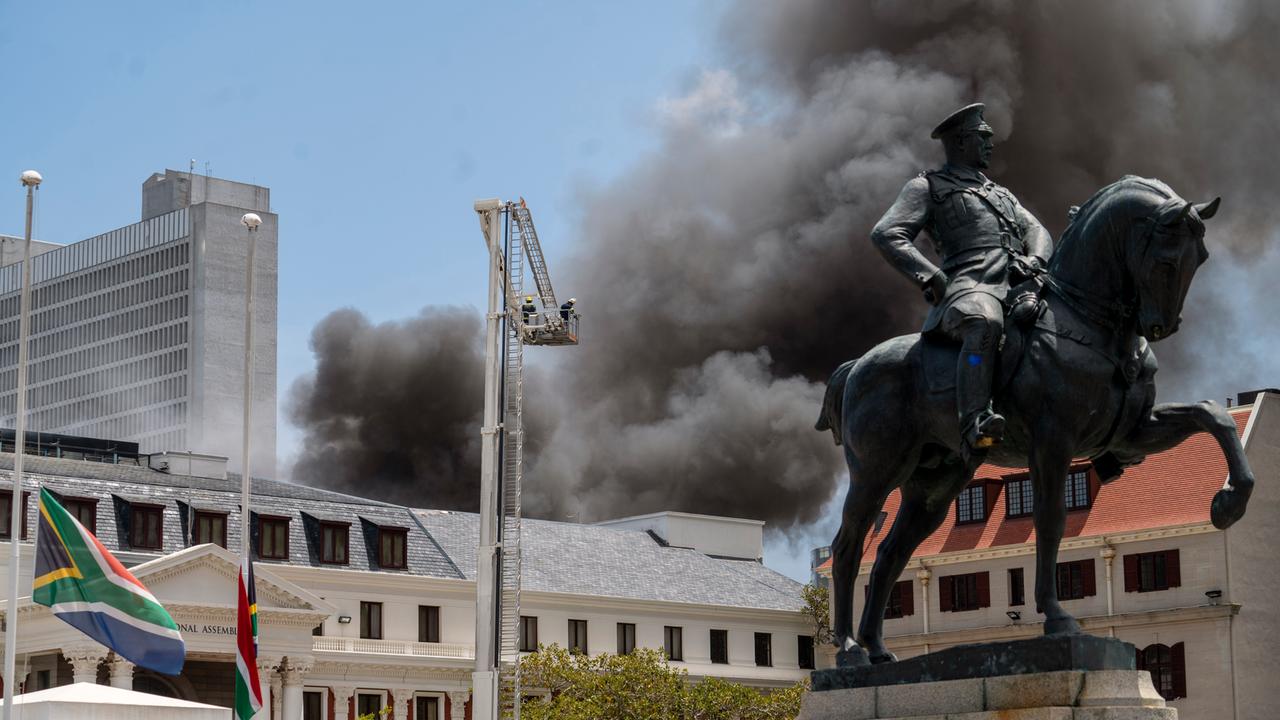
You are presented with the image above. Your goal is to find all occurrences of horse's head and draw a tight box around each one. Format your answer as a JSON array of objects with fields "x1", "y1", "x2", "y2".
[{"x1": 1128, "y1": 196, "x2": 1220, "y2": 342}]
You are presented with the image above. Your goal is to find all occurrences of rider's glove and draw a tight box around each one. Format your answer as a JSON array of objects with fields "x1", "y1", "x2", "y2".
[
  {"x1": 1010, "y1": 254, "x2": 1045, "y2": 281},
  {"x1": 921, "y1": 269, "x2": 948, "y2": 306}
]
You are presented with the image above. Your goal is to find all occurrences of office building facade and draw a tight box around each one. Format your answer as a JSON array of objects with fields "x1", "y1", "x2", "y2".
[{"x1": 0, "y1": 170, "x2": 277, "y2": 473}]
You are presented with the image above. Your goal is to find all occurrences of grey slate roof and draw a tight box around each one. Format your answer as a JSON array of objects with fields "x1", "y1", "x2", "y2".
[
  {"x1": 415, "y1": 510, "x2": 804, "y2": 612},
  {"x1": 0, "y1": 452, "x2": 803, "y2": 612},
  {"x1": 0, "y1": 454, "x2": 461, "y2": 579}
]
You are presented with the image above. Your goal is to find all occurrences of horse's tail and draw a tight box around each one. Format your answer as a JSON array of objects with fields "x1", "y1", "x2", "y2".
[{"x1": 815, "y1": 359, "x2": 858, "y2": 446}]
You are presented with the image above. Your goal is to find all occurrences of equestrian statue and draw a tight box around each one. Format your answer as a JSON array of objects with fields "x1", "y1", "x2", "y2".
[{"x1": 815, "y1": 103, "x2": 1254, "y2": 667}]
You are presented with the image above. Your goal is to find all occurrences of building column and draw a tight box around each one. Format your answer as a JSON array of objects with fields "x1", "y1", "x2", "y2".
[
  {"x1": 271, "y1": 672, "x2": 283, "y2": 719},
  {"x1": 63, "y1": 645, "x2": 107, "y2": 684},
  {"x1": 255, "y1": 656, "x2": 281, "y2": 719},
  {"x1": 447, "y1": 690, "x2": 470, "y2": 720},
  {"x1": 108, "y1": 655, "x2": 135, "y2": 690},
  {"x1": 916, "y1": 565, "x2": 933, "y2": 650},
  {"x1": 333, "y1": 684, "x2": 356, "y2": 720},
  {"x1": 280, "y1": 656, "x2": 314, "y2": 720}
]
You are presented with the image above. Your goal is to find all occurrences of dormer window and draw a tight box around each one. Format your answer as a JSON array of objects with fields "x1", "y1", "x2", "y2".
[
  {"x1": 130, "y1": 504, "x2": 164, "y2": 550},
  {"x1": 320, "y1": 522, "x2": 349, "y2": 565},
  {"x1": 378, "y1": 527, "x2": 407, "y2": 569},
  {"x1": 259, "y1": 516, "x2": 290, "y2": 560}
]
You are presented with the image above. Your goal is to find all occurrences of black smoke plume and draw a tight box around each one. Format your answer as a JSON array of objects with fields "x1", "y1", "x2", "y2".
[{"x1": 290, "y1": 1, "x2": 1280, "y2": 531}]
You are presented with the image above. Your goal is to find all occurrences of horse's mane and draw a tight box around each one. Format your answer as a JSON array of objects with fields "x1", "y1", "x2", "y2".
[{"x1": 1057, "y1": 175, "x2": 1184, "y2": 257}]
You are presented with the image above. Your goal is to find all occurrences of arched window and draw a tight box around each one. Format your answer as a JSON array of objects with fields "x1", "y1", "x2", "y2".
[{"x1": 1136, "y1": 642, "x2": 1186, "y2": 700}]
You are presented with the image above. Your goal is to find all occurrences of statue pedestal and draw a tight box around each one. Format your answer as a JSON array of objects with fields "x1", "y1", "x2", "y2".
[{"x1": 799, "y1": 636, "x2": 1174, "y2": 719}]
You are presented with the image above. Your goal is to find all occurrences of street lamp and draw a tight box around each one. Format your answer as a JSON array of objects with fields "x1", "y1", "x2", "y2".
[{"x1": 4, "y1": 170, "x2": 42, "y2": 720}]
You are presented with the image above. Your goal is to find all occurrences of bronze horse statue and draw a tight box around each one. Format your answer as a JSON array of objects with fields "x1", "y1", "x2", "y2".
[{"x1": 816, "y1": 176, "x2": 1253, "y2": 666}]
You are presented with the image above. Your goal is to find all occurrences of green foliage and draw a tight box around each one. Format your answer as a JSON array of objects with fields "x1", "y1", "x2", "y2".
[
  {"x1": 515, "y1": 645, "x2": 806, "y2": 720},
  {"x1": 356, "y1": 708, "x2": 391, "y2": 720},
  {"x1": 801, "y1": 583, "x2": 832, "y2": 646}
]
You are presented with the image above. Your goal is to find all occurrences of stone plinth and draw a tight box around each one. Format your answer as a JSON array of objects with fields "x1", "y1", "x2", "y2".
[{"x1": 799, "y1": 636, "x2": 1175, "y2": 719}]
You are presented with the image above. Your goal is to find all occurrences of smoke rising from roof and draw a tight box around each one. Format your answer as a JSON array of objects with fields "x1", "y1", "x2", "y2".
[{"x1": 289, "y1": 0, "x2": 1280, "y2": 532}]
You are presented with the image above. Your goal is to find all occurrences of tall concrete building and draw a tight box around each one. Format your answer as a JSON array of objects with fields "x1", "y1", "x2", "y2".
[{"x1": 0, "y1": 170, "x2": 277, "y2": 473}]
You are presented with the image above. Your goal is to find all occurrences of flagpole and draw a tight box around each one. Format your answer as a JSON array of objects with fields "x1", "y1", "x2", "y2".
[
  {"x1": 4, "y1": 170, "x2": 42, "y2": 718},
  {"x1": 238, "y1": 212, "x2": 260, "y2": 559}
]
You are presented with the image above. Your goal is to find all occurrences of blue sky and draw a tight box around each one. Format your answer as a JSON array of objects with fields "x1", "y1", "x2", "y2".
[{"x1": 0, "y1": 1, "x2": 820, "y2": 580}]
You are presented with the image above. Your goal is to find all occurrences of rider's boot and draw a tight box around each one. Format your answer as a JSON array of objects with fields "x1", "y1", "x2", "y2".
[{"x1": 957, "y1": 315, "x2": 1005, "y2": 452}]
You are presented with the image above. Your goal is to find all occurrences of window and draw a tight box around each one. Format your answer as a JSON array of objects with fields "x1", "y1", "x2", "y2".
[
  {"x1": 1137, "y1": 643, "x2": 1186, "y2": 700},
  {"x1": 798, "y1": 635, "x2": 815, "y2": 670},
  {"x1": 415, "y1": 696, "x2": 441, "y2": 720},
  {"x1": 865, "y1": 580, "x2": 915, "y2": 618},
  {"x1": 568, "y1": 619, "x2": 588, "y2": 654},
  {"x1": 194, "y1": 511, "x2": 226, "y2": 548},
  {"x1": 357, "y1": 693, "x2": 383, "y2": 717},
  {"x1": 956, "y1": 484, "x2": 987, "y2": 523},
  {"x1": 754, "y1": 633, "x2": 772, "y2": 667},
  {"x1": 710, "y1": 629, "x2": 728, "y2": 664},
  {"x1": 1006, "y1": 471, "x2": 1093, "y2": 517},
  {"x1": 617, "y1": 623, "x2": 636, "y2": 655},
  {"x1": 938, "y1": 572, "x2": 990, "y2": 612},
  {"x1": 303, "y1": 690, "x2": 325, "y2": 720},
  {"x1": 1124, "y1": 550, "x2": 1181, "y2": 593},
  {"x1": 1008, "y1": 568, "x2": 1025, "y2": 606},
  {"x1": 320, "y1": 522, "x2": 349, "y2": 565},
  {"x1": 378, "y1": 527, "x2": 407, "y2": 569},
  {"x1": 419, "y1": 605, "x2": 440, "y2": 643},
  {"x1": 360, "y1": 601, "x2": 383, "y2": 640},
  {"x1": 1064, "y1": 469, "x2": 1092, "y2": 510},
  {"x1": 130, "y1": 505, "x2": 163, "y2": 549},
  {"x1": 664, "y1": 626, "x2": 683, "y2": 661},
  {"x1": 1056, "y1": 559, "x2": 1096, "y2": 600},
  {"x1": 519, "y1": 616, "x2": 538, "y2": 652},
  {"x1": 63, "y1": 497, "x2": 97, "y2": 534},
  {"x1": 0, "y1": 491, "x2": 30, "y2": 539},
  {"x1": 1005, "y1": 477, "x2": 1034, "y2": 517},
  {"x1": 259, "y1": 516, "x2": 289, "y2": 559}
]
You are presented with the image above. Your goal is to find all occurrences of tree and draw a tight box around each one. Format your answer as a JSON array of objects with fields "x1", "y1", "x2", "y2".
[
  {"x1": 514, "y1": 645, "x2": 806, "y2": 720},
  {"x1": 801, "y1": 583, "x2": 832, "y2": 647}
]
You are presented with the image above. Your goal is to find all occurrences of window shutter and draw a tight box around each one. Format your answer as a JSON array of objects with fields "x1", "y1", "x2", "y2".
[
  {"x1": 1165, "y1": 550, "x2": 1181, "y2": 588},
  {"x1": 1170, "y1": 642, "x2": 1187, "y2": 699},
  {"x1": 984, "y1": 481, "x2": 999, "y2": 518},
  {"x1": 976, "y1": 572, "x2": 991, "y2": 608},
  {"x1": 939, "y1": 576, "x2": 954, "y2": 612},
  {"x1": 1083, "y1": 559, "x2": 1097, "y2": 597},
  {"x1": 1124, "y1": 554, "x2": 1139, "y2": 592},
  {"x1": 899, "y1": 581, "x2": 914, "y2": 617}
]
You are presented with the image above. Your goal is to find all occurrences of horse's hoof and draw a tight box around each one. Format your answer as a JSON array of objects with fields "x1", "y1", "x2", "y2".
[
  {"x1": 1211, "y1": 487, "x2": 1250, "y2": 529},
  {"x1": 869, "y1": 649, "x2": 898, "y2": 665},
  {"x1": 1044, "y1": 615, "x2": 1082, "y2": 636},
  {"x1": 835, "y1": 637, "x2": 871, "y2": 668}
]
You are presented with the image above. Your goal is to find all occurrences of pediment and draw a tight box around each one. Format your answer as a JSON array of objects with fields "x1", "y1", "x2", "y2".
[{"x1": 128, "y1": 544, "x2": 335, "y2": 614}]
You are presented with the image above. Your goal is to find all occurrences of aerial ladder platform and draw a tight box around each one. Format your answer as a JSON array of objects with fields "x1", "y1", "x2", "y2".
[{"x1": 473, "y1": 198, "x2": 578, "y2": 720}]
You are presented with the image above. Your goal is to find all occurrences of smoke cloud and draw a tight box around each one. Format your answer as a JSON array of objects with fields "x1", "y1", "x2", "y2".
[
  {"x1": 287, "y1": 307, "x2": 484, "y2": 509},
  {"x1": 290, "y1": 0, "x2": 1280, "y2": 531}
]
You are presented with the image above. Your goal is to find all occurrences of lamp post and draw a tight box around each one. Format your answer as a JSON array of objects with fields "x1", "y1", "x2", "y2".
[
  {"x1": 4, "y1": 169, "x2": 42, "y2": 720},
  {"x1": 239, "y1": 212, "x2": 261, "y2": 561}
]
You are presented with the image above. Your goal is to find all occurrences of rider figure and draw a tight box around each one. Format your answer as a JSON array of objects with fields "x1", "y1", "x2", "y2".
[{"x1": 870, "y1": 103, "x2": 1053, "y2": 453}]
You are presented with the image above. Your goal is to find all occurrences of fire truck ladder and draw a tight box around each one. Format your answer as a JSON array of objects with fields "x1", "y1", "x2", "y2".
[
  {"x1": 475, "y1": 198, "x2": 577, "y2": 720},
  {"x1": 497, "y1": 205, "x2": 527, "y2": 719}
]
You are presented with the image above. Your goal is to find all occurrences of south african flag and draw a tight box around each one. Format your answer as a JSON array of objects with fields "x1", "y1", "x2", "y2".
[
  {"x1": 235, "y1": 555, "x2": 263, "y2": 720},
  {"x1": 33, "y1": 486, "x2": 185, "y2": 675}
]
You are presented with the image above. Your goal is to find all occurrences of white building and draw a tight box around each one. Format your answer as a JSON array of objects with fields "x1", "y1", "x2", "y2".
[
  {"x1": 0, "y1": 170, "x2": 277, "y2": 473},
  {"x1": 0, "y1": 444, "x2": 810, "y2": 719},
  {"x1": 816, "y1": 390, "x2": 1280, "y2": 720}
]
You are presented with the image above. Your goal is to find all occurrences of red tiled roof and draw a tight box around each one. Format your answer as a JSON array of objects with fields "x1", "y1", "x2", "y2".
[{"x1": 817, "y1": 406, "x2": 1251, "y2": 570}]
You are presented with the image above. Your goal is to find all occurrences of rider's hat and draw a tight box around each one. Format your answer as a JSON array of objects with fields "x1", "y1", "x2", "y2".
[
  {"x1": 931, "y1": 103, "x2": 992, "y2": 139},
  {"x1": 525, "y1": 295, "x2": 534, "y2": 302}
]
